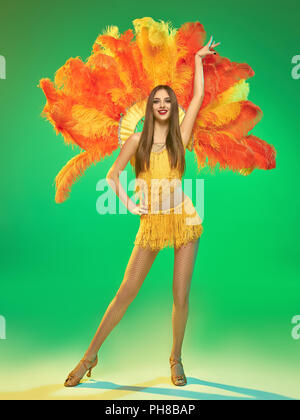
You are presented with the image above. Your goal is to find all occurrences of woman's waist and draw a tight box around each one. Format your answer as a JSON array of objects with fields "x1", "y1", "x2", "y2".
[
  {"x1": 135, "y1": 176, "x2": 182, "y2": 192},
  {"x1": 139, "y1": 182, "x2": 188, "y2": 214}
]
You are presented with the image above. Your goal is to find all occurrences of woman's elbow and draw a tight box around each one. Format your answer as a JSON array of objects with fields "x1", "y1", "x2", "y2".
[
  {"x1": 106, "y1": 170, "x2": 118, "y2": 187},
  {"x1": 106, "y1": 169, "x2": 115, "y2": 180}
]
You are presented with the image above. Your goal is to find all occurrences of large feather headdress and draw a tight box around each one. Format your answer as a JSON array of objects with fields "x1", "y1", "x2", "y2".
[{"x1": 38, "y1": 17, "x2": 276, "y2": 203}]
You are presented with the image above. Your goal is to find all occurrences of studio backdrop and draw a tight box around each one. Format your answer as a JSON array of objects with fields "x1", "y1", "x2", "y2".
[{"x1": 0, "y1": 0, "x2": 299, "y2": 400}]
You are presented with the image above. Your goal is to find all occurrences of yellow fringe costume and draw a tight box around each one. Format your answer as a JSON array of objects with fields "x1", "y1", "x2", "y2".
[{"x1": 133, "y1": 143, "x2": 203, "y2": 250}]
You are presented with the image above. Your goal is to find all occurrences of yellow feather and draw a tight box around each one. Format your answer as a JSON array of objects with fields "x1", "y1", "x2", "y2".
[
  {"x1": 101, "y1": 25, "x2": 120, "y2": 38},
  {"x1": 205, "y1": 80, "x2": 249, "y2": 114},
  {"x1": 133, "y1": 17, "x2": 178, "y2": 86},
  {"x1": 197, "y1": 102, "x2": 242, "y2": 128},
  {"x1": 71, "y1": 105, "x2": 118, "y2": 139},
  {"x1": 94, "y1": 25, "x2": 120, "y2": 57}
]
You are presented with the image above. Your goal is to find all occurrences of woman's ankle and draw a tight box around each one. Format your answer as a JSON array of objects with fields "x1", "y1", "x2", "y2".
[
  {"x1": 170, "y1": 353, "x2": 182, "y2": 361},
  {"x1": 84, "y1": 351, "x2": 98, "y2": 361}
]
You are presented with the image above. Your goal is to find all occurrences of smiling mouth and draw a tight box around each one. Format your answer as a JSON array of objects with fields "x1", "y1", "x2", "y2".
[{"x1": 158, "y1": 110, "x2": 168, "y2": 115}]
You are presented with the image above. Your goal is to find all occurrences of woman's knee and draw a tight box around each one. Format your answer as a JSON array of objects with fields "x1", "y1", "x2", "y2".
[
  {"x1": 115, "y1": 287, "x2": 137, "y2": 306},
  {"x1": 173, "y1": 293, "x2": 189, "y2": 308}
]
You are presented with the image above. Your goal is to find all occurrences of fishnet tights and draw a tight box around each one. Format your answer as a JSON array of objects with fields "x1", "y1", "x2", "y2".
[
  {"x1": 80, "y1": 238, "x2": 200, "y2": 379},
  {"x1": 171, "y1": 238, "x2": 200, "y2": 360},
  {"x1": 83, "y1": 244, "x2": 159, "y2": 360}
]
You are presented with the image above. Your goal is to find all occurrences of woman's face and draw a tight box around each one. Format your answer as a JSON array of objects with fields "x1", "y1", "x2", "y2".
[{"x1": 152, "y1": 89, "x2": 171, "y2": 121}]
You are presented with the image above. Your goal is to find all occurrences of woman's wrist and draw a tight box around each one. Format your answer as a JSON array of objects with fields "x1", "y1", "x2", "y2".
[{"x1": 127, "y1": 198, "x2": 137, "y2": 212}]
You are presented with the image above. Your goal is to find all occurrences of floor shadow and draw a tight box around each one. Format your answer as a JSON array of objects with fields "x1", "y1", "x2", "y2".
[
  {"x1": 78, "y1": 375, "x2": 293, "y2": 400},
  {"x1": 0, "y1": 376, "x2": 294, "y2": 400}
]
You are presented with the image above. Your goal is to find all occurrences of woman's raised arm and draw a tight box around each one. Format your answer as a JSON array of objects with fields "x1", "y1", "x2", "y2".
[{"x1": 180, "y1": 35, "x2": 221, "y2": 148}]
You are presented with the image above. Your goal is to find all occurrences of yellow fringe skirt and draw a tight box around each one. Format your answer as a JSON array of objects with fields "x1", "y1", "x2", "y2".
[{"x1": 134, "y1": 195, "x2": 203, "y2": 251}]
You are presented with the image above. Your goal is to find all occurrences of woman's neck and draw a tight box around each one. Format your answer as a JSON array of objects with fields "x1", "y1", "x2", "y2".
[{"x1": 153, "y1": 122, "x2": 169, "y2": 144}]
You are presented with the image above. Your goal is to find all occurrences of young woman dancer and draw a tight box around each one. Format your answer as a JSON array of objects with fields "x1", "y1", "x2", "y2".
[{"x1": 64, "y1": 35, "x2": 221, "y2": 387}]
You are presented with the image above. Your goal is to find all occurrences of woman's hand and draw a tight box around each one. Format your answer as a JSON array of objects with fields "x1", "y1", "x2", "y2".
[
  {"x1": 128, "y1": 202, "x2": 149, "y2": 216},
  {"x1": 196, "y1": 35, "x2": 221, "y2": 59}
]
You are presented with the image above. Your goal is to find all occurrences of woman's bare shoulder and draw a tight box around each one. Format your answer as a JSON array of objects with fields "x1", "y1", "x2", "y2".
[
  {"x1": 120, "y1": 132, "x2": 142, "y2": 156},
  {"x1": 133, "y1": 132, "x2": 142, "y2": 142},
  {"x1": 107, "y1": 133, "x2": 141, "y2": 178},
  {"x1": 128, "y1": 132, "x2": 142, "y2": 150}
]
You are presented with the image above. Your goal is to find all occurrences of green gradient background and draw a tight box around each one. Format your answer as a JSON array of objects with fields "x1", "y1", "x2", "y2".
[{"x1": 0, "y1": 0, "x2": 300, "y2": 399}]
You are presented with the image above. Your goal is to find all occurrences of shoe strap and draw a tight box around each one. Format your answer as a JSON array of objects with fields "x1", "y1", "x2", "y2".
[
  {"x1": 65, "y1": 356, "x2": 97, "y2": 385},
  {"x1": 80, "y1": 355, "x2": 97, "y2": 370},
  {"x1": 173, "y1": 374, "x2": 186, "y2": 381},
  {"x1": 169, "y1": 357, "x2": 183, "y2": 368}
]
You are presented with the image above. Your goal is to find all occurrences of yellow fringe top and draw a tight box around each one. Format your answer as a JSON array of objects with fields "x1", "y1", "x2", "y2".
[
  {"x1": 133, "y1": 143, "x2": 185, "y2": 212},
  {"x1": 133, "y1": 143, "x2": 203, "y2": 250}
]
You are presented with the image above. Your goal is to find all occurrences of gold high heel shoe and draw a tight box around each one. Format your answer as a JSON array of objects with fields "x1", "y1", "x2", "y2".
[
  {"x1": 64, "y1": 355, "x2": 98, "y2": 387},
  {"x1": 169, "y1": 356, "x2": 187, "y2": 386}
]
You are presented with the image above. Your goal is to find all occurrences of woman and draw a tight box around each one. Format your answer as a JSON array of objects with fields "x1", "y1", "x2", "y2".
[{"x1": 64, "y1": 35, "x2": 220, "y2": 387}]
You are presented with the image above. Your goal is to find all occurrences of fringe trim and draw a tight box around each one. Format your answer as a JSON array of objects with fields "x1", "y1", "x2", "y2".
[
  {"x1": 134, "y1": 146, "x2": 183, "y2": 208},
  {"x1": 134, "y1": 196, "x2": 203, "y2": 251}
]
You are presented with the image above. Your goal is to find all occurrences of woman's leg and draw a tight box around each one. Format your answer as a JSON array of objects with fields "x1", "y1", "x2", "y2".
[
  {"x1": 83, "y1": 244, "x2": 160, "y2": 361},
  {"x1": 170, "y1": 238, "x2": 200, "y2": 366}
]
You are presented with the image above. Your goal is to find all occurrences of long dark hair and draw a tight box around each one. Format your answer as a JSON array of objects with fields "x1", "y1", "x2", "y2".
[{"x1": 134, "y1": 85, "x2": 186, "y2": 178}]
